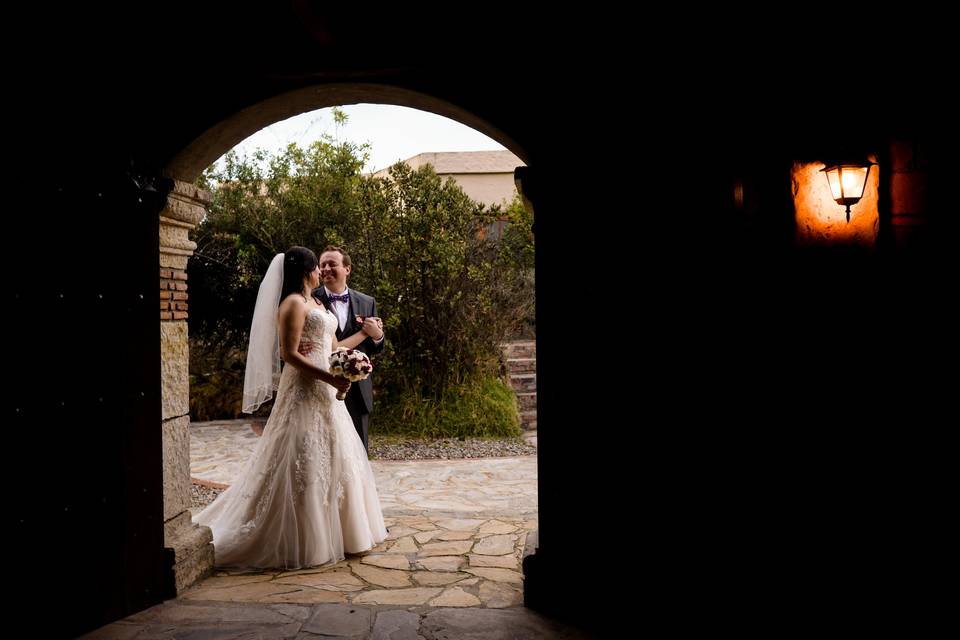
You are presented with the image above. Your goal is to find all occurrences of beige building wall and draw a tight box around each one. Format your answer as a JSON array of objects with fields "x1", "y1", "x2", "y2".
[
  {"x1": 445, "y1": 173, "x2": 516, "y2": 207},
  {"x1": 374, "y1": 150, "x2": 525, "y2": 208}
]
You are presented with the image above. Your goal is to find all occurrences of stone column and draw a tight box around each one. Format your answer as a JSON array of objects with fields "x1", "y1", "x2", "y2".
[{"x1": 159, "y1": 180, "x2": 214, "y2": 593}]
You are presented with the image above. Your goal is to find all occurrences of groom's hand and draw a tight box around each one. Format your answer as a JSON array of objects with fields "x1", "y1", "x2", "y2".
[
  {"x1": 361, "y1": 316, "x2": 384, "y2": 340},
  {"x1": 298, "y1": 342, "x2": 314, "y2": 356}
]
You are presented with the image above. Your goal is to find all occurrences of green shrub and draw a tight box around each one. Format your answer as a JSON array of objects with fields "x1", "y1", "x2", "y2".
[{"x1": 377, "y1": 375, "x2": 521, "y2": 438}]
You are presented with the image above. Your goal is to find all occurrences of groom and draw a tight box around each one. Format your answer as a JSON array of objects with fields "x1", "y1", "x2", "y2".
[{"x1": 313, "y1": 245, "x2": 385, "y2": 452}]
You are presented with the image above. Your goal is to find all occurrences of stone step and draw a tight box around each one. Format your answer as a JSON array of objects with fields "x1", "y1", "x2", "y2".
[
  {"x1": 164, "y1": 512, "x2": 214, "y2": 593},
  {"x1": 516, "y1": 392, "x2": 537, "y2": 412},
  {"x1": 501, "y1": 340, "x2": 536, "y2": 359},
  {"x1": 506, "y1": 357, "x2": 536, "y2": 374},
  {"x1": 519, "y1": 410, "x2": 537, "y2": 430},
  {"x1": 509, "y1": 373, "x2": 536, "y2": 393}
]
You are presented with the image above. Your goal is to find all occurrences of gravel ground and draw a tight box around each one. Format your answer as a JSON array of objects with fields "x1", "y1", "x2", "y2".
[
  {"x1": 368, "y1": 435, "x2": 537, "y2": 460},
  {"x1": 191, "y1": 434, "x2": 537, "y2": 510},
  {"x1": 192, "y1": 483, "x2": 224, "y2": 510}
]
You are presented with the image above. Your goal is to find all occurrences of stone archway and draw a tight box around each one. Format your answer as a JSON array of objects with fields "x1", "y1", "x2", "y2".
[
  {"x1": 166, "y1": 83, "x2": 528, "y2": 181},
  {"x1": 157, "y1": 84, "x2": 533, "y2": 593}
]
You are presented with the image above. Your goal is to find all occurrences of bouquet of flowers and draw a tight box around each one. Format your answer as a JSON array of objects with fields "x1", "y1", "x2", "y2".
[{"x1": 328, "y1": 348, "x2": 374, "y2": 400}]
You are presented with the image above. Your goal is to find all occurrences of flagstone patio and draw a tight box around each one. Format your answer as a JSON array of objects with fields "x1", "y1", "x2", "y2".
[{"x1": 185, "y1": 420, "x2": 538, "y2": 609}]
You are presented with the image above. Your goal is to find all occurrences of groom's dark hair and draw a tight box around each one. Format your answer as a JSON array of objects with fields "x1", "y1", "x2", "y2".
[{"x1": 322, "y1": 245, "x2": 352, "y2": 268}]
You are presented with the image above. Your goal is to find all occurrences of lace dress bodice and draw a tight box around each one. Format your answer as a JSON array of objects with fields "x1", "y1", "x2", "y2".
[
  {"x1": 277, "y1": 306, "x2": 338, "y2": 402},
  {"x1": 300, "y1": 306, "x2": 335, "y2": 365}
]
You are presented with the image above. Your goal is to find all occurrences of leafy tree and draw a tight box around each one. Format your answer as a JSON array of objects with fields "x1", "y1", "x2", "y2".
[
  {"x1": 349, "y1": 162, "x2": 534, "y2": 402},
  {"x1": 190, "y1": 119, "x2": 369, "y2": 419}
]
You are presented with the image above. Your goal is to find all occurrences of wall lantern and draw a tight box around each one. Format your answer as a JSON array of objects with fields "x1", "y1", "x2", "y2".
[{"x1": 820, "y1": 161, "x2": 875, "y2": 223}]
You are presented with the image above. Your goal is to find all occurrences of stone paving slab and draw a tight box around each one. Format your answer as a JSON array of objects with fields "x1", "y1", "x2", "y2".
[
  {"x1": 190, "y1": 421, "x2": 537, "y2": 519},
  {"x1": 180, "y1": 514, "x2": 537, "y2": 610},
  {"x1": 190, "y1": 420, "x2": 266, "y2": 486},
  {"x1": 373, "y1": 458, "x2": 537, "y2": 519},
  {"x1": 81, "y1": 601, "x2": 598, "y2": 639}
]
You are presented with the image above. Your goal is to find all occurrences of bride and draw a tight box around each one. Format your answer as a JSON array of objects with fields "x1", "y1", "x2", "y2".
[{"x1": 193, "y1": 246, "x2": 387, "y2": 569}]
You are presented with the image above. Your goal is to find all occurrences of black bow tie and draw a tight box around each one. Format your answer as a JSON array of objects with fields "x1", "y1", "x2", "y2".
[{"x1": 328, "y1": 293, "x2": 349, "y2": 303}]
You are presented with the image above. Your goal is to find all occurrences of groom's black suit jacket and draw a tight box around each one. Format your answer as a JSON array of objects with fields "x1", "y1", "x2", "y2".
[{"x1": 312, "y1": 287, "x2": 384, "y2": 415}]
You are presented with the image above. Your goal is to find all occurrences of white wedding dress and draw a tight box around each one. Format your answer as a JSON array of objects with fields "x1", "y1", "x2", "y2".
[{"x1": 193, "y1": 306, "x2": 387, "y2": 569}]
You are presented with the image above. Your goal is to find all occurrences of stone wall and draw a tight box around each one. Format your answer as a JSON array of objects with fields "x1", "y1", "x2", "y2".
[
  {"x1": 792, "y1": 159, "x2": 880, "y2": 248},
  {"x1": 159, "y1": 180, "x2": 214, "y2": 592}
]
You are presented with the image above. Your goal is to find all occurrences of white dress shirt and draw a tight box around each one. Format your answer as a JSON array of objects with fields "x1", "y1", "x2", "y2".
[{"x1": 323, "y1": 286, "x2": 351, "y2": 331}]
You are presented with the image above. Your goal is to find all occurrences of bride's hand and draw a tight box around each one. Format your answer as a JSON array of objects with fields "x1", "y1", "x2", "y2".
[{"x1": 328, "y1": 376, "x2": 351, "y2": 395}]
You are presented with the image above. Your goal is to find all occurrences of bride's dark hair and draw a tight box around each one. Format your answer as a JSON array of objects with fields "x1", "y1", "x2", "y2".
[{"x1": 280, "y1": 246, "x2": 318, "y2": 305}]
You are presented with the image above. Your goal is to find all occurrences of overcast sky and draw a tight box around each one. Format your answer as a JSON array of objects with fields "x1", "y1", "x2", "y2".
[{"x1": 211, "y1": 103, "x2": 507, "y2": 174}]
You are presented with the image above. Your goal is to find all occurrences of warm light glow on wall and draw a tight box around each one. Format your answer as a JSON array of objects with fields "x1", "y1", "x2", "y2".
[{"x1": 792, "y1": 158, "x2": 879, "y2": 248}]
